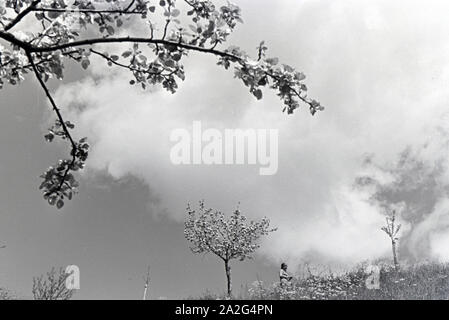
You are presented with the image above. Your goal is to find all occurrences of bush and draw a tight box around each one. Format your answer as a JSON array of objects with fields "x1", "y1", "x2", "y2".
[{"x1": 0, "y1": 287, "x2": 17, "y2": 300}]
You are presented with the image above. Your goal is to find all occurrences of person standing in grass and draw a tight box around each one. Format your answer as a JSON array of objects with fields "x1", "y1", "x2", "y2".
[{"x1": 280, "y1": 263, "x2": 293, "y2": 286}]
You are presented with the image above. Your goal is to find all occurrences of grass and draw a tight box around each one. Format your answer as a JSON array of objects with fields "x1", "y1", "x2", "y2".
[
  {"x1": 195, "y1": 262, "x2": 449, "y2": 300},
  {"x1": 3, "y1": 262, "x2": 448, "y2": 300}
]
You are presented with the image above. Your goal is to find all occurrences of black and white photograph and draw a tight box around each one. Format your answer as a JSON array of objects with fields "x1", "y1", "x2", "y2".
[{"x1": 0, "y1": 0, "x2": 448, "y2": 314}]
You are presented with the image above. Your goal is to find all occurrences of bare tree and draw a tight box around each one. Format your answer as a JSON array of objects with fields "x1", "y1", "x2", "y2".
[
  {"x1": 142, "y1": 265, "x2": 150, "y2": 300},
  {"x1": 184, "y1": 201, "x2": 276, "y2": 297},
  {"x1": 381, "y1": 209, "x2": 401, "y2": 271},
  {"x1": 32, "y1": 266, "x2": 74, "y2": 300},
  {"x1": 0, "y1": 0, "x2": 322, "y2": 209}
]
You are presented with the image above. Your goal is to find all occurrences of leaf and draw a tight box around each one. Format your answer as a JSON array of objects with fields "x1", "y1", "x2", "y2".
[
  {"x1": 253, "y1": 89, "x2": 263, "y2": 100},
  {"x1": 189, "y1": 24, "x2": 197, "y2": 33},
  {"x1": 172, "y1": 53, "x2": 182, "y2": 61},
  {"x1": 164, "y1": 59, "x2": 175, "y2": 68},
  {"x1": 295, "y1": 71, "x2": 306, "y2": 81},
  {"x1": 81, "y1": 59, "x2": 90, "y2": 70},
  {"x1": 48, "y1": 197, "x2": 56, "y2": 206},
  {"x1": 56, "y1": 199, "x2": 64, "y2": 209},
  {"x1": 122, "y1": 50, "x2": 133, "y2": 58},
  {"x1": 48, "y1": 11, "x2": 61, "y2": 19},
  {"x1": 44, "y1": 133, "x2": 54, "y2": 142},
  {"x1": 171, "y1": 9, "x2": 180, "y2": 17},
  {"x1": 283, "y1": 64, "x2": 294, "y2": 72},
  {"x1": 149, "y1": 6, "x2": 156, "y2": 13},
  {"x1": 265, "y1": 57, "x2": 279, "y2": 65},
  {"x1": 65, "y1": 121, "x2": 75, "y2": 129},
  {"x1": 106, "y1": 26, "x2": 115, "y2": 35},
  {"x1": 207, "y1": 20, "x2": 215, "y2": 33}
]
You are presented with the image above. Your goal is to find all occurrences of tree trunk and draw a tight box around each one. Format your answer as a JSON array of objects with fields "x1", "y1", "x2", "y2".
[
  {"x1": 392, "y1": 240, "x2": 399, "y2": 271},
  {"x1": 224, "y1": 260, "x2": 232, "y2": 297},
  {"x1": 142, "y1": 283, "x2": 148, "y2": 300}
]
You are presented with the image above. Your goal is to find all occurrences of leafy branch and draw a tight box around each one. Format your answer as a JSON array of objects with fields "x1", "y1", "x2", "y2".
[{"x1": 0, "y1": 0, "x2": 323, "y2": 208}]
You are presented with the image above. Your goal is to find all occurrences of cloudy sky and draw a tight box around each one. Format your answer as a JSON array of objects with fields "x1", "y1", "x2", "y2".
[{"x1": 1, "y1": 0, "x2": 449, "y2": 299}]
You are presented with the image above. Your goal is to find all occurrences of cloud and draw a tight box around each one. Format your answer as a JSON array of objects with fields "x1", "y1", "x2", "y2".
[
  {"x1": 361, "y1": 119, "x2": 449, "y2": 262},
  {"x1": 53, "y1": 0, "x2": 449, "y2": 267}
]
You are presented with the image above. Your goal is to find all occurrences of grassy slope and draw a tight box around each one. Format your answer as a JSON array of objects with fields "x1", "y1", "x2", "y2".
[{"x1": 195, "y1": 263, "x2": 449, "y2": 300}]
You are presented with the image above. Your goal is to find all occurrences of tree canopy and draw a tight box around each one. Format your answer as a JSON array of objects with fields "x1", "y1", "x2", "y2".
[{"x1": 184, "y1": 201, "x2": 276, "y2": 295}]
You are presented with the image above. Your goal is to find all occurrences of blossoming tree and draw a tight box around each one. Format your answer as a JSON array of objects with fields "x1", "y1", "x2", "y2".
[{"x1": 184, "y1": 201, "x2": 276, "y2": 296}]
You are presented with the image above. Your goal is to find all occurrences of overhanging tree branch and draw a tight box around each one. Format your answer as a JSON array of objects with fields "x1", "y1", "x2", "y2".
[
  {"x1": 25, "y1": 50, "x2": 78, "y2": 201},
  {"x1": 0, "y1": 0, "x2": 322, "y2": 208},
  {"x1": 0, "y1": 27, "x2": 317, "y2": 112},
  {"x1": 26, "y1": 37, "x2": 317, "y2": 110},
  {"x1": 25, "y1": 51, "x2": 76, "y2": 149}
]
